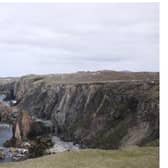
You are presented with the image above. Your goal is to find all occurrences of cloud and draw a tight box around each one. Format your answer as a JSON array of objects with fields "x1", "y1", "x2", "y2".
[{"x1": 0, "y1": 3, "x2": 159, "y2": 77}]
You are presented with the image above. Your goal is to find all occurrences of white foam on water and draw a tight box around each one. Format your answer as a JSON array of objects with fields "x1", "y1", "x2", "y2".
[{"x1": 47, "y1": 136, "x2": 79, "y2": 154}]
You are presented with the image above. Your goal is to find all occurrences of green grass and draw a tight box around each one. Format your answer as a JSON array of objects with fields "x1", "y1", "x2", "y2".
[{"x1": 0, "y1": 147, "x2": 159, "y2": 168}]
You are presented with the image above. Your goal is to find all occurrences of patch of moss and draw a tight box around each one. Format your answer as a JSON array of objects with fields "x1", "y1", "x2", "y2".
[
  {"x1": 95, "y1": 119, "x2": 129, "y2": 149},
  {"x1": 144, "y1": 139, "x2": 159, "y2": 147}
]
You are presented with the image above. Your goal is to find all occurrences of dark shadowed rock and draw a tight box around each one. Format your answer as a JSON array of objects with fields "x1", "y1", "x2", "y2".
[{"x1": 29, "y1": 118, "x2": 53, "y2": 138}]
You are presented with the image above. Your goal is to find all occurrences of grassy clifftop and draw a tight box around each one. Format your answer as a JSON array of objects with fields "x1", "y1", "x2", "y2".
[
  {"x1": 18, "y1": 71, "x2": 159, "y2": 85},
  {"x1": 0, "y1": 147, "x2": 159, "y2": 168}
]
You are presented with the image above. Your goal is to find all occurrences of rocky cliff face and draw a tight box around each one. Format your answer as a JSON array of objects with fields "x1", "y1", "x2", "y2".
[
  {"x1": 0, "y1": 71, "x2": 159, "y2": 149},
  {"x1": 0, "y1": 78, "x2": 17, "y2": 100}
]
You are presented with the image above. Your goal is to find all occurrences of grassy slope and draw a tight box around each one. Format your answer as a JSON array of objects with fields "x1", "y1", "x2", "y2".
[
  {"x1": 19, "y1": 71, "x2": 159, "y2": 85},
  {"x1": 0, "y1": 147, "x2": 159, "y2": 168}
]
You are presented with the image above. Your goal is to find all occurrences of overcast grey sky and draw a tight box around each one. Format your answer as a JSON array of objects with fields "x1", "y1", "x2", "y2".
[{"x1": 0, "y1": 3, "x2": 159, "y2": 77}]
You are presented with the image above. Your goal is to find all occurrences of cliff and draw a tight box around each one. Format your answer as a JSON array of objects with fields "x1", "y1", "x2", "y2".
[
  {"x1": 0, "y1": 71, "x2": 159, "y2": 149},
  {"x1": 0, "y1": 78, "x2": 18, "y2": 100}
]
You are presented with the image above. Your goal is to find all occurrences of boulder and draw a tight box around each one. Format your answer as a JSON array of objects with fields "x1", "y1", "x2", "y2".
[
  {"x1": 29, "y1": 118, "x2": 53, "y2": 138},
  {"x1": 13, "y1": 110, "x2": 32, "y2": 141},
  {"x1": 0, "y1": 150, "x2": 5, "y2": 160},
  {"x1": 28, "y1": 136, "x2": 53, "y2": 158}
]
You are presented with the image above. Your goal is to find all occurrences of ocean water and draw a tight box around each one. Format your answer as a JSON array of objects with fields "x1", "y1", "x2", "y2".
[
  {"x1": 0, "y1": 95, "x2": 6, "y2": 102},
  {"x1": 0, "y1": 94, "x2": 13, "y2": 163},
  {"x1": 0, "y1": 124, "x2": 12, "y2": 147},
  {"x1": 0, "y1": 123, "x2": 12, "y2": 163},
  {"x1": 0, "y1": 94, "x2": 15, "y2": 106},
  {"x1": 0, "y1": 95, "x2": 12, "y2": 147}
]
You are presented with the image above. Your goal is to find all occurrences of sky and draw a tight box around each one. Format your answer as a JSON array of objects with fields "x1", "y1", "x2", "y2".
[{"x1": 0, "y1": 3, "x2": 159, "y2": 77}]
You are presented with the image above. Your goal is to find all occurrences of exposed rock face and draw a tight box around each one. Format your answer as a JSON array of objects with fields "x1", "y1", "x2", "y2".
[
  {"x1": 0, "y1": 78, "x2": 18, "y2": 100},
  {"x1": 13, "y1": 111, "x2": 32, "y2": 141},
  {"x1": 12, "y1": 111, "x2": 53, "y2": 140},
  {"x1": 0, "y1": 102, "x2": 17, "y2": 124},
  {"x1": 0, "y1": 71, "x2": 159, "y2": 149}
]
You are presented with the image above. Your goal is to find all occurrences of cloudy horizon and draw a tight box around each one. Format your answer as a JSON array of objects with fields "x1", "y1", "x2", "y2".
[{"x1": 0, "y1": 3, "x2": 159, "y2": 77}]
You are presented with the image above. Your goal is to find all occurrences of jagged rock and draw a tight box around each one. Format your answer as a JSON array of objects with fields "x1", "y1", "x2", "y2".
[
  {"x1": 8, "y1": 147, "x2": 29, "y2": 161},
  {"x1": 0, "y1": 71, "x2": 159, "y2": 149},
  {"x1": 0, "y1": 102, "x2": 16, "y2": 123},
  {"x1": 2, "y1": 110, "x2": 53, "y2": 154},
  {"x1": 0, "y1": 78, "x2": 18, "y2": 100},
  {"x1": 3, "y1": 139, "x2": 16, "y2": 147},
  {"x1": 29, "y1": 118, "x2": 53, "y2": 137},
  {"x1": 20, "y1": 142, "x2": 31, "y2": 148},
  {"x1": 28, "y1": 136, "x2": 53, "y2": 158},
  {"x1": 13, "y1": 111, "x2": 32, "y2": 141},
  {"x1": 0, "y1": 150, "x2": 5, "y2": 160}
]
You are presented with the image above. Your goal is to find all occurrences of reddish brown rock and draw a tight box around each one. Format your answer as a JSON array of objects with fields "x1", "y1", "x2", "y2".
[{"x1": 13, "y1": 111, "x2": 32, "y2": 141}]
